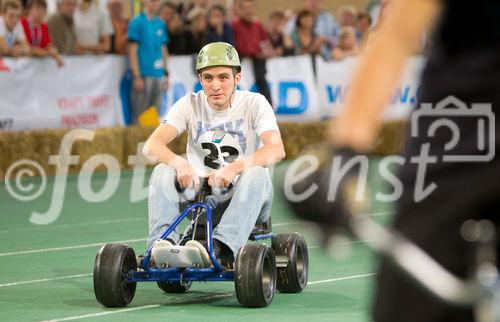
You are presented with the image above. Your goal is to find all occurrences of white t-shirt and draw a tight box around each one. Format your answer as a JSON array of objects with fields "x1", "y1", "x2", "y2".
[
  {"x1": 0, "y1": 17, "x2": 26, "y2": 48},
  {"x1": 74, "y1": 7, "x2": 113, "y2": 45},
  {"x1": 164, "y1": 90, "x2": 280, "y2": 176}
]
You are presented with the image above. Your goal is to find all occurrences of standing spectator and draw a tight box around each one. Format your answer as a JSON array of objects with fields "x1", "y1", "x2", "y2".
[
  {"x1": 331, "y1": 26, "x2": 359, "y2": 61},
  {"x1": 286, "y1": 0, "x2": 338, "y2": 61},
  {"x1": 184, "y1": 6, "x2": 207, "y2": 54},
  {"x1": 74, "y1": 0, "x2": 113, "y2": 54},
  {"x1": 288, "y1": 8, "x2": 323, "y2": 56},
  {"x1": 206, "y1": 4, "x2": 234, "y2": 45},
  {"x1": 21, "y1": 0, "x2": 64, "y2": 66},
  {"x1": 128, "y1": 0, "x2": 170, "y2": 123},
  {"x1": 0, "y1": 0, "x2": 30, "y2": 57},
  {"x1": 231, "y1": 0, "x2": 273, "y2": 105},
  {"x1": 46, "y1": 0, "x2": 77, "y2": 55},
  {"x1": 107, "y1": 0, "x2": 128, "y2": 55}
]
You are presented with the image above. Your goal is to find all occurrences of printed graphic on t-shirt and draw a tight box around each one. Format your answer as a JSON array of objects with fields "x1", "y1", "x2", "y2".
[
  {"x1": 195, "y1": 119, "x2": 247, "y2": 153},
  {"x1": 188, "y1": 129, "x2": 244, "y2": 176}
]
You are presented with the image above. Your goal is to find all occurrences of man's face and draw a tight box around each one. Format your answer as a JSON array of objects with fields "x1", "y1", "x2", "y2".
[
  {"x1": 3, "y1": 7, "x2": 22, "y2": 30},
  {"x1": 144, "y1": 0, "x2": 160, "y2": 14},
  {"x1": 239, "y1": 0, "x2": 255, "y2": 21},
  {"x1": 200, "y1": 66, "x2": 241, "y2": 111},
  {"x1": 59, "y1": 0, "x2": 76, "y2": 17}
]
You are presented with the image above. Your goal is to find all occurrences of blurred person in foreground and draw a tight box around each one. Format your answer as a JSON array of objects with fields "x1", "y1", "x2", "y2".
[
  {"x1": 0, "y1": 0, "x2": 29, "y2": 57},
  {"x1": 288, "y1": 0, "x2": 500, "y2": 321},
  {"x1": 21, "y1": 0, "x2": 64, "y2": 66}
]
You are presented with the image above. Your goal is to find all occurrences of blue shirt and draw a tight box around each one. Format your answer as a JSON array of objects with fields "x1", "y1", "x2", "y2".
[{"x1": 128, "y1": 12, "x2": 169, "y2": 78}]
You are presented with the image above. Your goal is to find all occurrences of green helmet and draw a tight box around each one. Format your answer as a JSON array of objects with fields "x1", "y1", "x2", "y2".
[{"x1": 196, "y1": 42, "x2": 241, "y2": 72}]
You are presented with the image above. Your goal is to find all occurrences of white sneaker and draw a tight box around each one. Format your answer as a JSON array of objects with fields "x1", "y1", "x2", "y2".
[{"x1": 185, "y1": 240, "x2": 211, "y2": 267}]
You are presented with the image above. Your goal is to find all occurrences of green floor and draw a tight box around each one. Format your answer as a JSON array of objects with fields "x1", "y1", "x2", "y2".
[{"x1": 0, "y1": 161, "x2": 393, "y2": 322}]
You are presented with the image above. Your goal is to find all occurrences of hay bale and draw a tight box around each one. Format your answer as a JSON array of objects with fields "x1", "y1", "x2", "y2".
[
  {"x1": 71, "y1": 127, "x2": 126, "y2": 172},
  {"x1": 373, "y1": 120, "x2": 407, "y2": 155},
  {"x1": 31, "y1": 128, "x2": 72, "y2": 176},
  {"x1": 0, "y1": 130, "x2": 39, "y2": 179},
  {"x1": 278, "y1": 121, "x2": 328, "y2": 159}
]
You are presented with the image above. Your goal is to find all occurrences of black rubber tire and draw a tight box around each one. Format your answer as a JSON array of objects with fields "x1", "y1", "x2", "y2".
[
  {"x1": 157, "y1": 280, "x2": 192, "y2": 293},
  {"x1": 271, "y1": 233, "x2": 309, "y2": 293},
  {"x1": 234, "y1": 244, "x2": 276, "y2": 307},
  {"x1": 93, "y1": 243, "x2": 137, "y2": 307}
]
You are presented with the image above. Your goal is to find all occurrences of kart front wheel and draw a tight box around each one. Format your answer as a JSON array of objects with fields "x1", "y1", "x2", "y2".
[
  {"x1": 93, "y1": 243, "x2": 137, "y2": 307},
  {"x1": 234, "y1": 244, "x2": 276, "y2": 307}
]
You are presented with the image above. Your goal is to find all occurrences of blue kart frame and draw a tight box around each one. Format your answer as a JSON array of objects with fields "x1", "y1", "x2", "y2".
[{"x1": 128, "y1": 201, "x2": 275, "y2": 283}]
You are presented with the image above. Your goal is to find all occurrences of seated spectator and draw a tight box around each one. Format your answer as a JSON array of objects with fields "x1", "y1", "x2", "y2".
[
  {"x1": 356, "y1": 11, "x2": 372, "y2": 42},
  {"x1": 21, "y1": 0, "x2": 64, "y2": 66},
  {"x1": 266, "y1": 10, "x2": 295, "y2": 57},
  {"x1": 74, "y1": 0, "x2": 113, "y2": 54},
  {"x1": 107, "y1": 0, "x2": 128, "y2": 55},
  {"x1": 206, "y1": 4, "x2": 234, "y2": 45},
  {"x1": 331, "y1": 26, "x2": 359, "y2": 61},
  {"x1": 287, "y1": 8, "x2": 323, "y2": 56},
  {"x1": 337, "y1": 5, "x2": 358, "y2": 28},
  {"x1": 286, "y1": 0, "x2": 338, "y2": 61},
  {"x1": 0, "y1": 0, "x2": 30, "y2": 57},
  {"x1": 184, "y1": 6, "x2": 207, "y2": 54},
  {"x1": 46, "y1": 0, "x2": 77, "y2": 55}
]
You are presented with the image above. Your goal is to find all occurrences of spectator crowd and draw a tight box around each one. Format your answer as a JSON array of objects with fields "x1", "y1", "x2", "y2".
[{"x1": 0, "y1": 0, "x2": 388, "y2": 123}]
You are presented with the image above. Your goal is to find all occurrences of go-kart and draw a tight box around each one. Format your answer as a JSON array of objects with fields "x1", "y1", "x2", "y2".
[{"x1": 93, "y1": 178, "x2": 309, "y2": 308}]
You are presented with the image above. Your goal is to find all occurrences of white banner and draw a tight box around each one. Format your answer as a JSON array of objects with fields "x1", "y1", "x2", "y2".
[
  {"x1": 316, "y1": 55, "x2": 426, "y2": 119},
  {"x1": 0, "y1": 56, "x2": 126, "y2": 131},
  {"x1": 0, "y1": 54, "x2": 426, "y2": 131}
]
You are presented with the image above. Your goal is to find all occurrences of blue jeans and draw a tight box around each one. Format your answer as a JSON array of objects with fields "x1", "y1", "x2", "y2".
[{"x1": 147, "y1": 164, "x2": 273, "y2": 256}]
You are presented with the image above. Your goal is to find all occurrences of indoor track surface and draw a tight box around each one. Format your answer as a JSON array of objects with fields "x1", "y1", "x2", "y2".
[{"x1": 0, "y1": 161, "x2": 393, "y2": 322}]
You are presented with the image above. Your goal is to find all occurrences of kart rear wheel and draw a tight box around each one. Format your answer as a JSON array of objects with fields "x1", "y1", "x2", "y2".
[
  {"x1": 272, "y1": 233, "x2": 309, "y2": 293},
  {"x1": 157, "y1": 280, "x2": 192, "y2": 293},
  {"x1": 93, "y1": 243, "x2": 137, "y2": 307},
  {"x1": 234, "y1": 244, "x2": 276, "y2": 307}
]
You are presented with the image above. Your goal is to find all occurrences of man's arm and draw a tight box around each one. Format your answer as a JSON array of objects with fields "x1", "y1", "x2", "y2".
[
  {"x1": 143, "y1": 123, "x2": 199, "y2": 188},
  {"x1": 208, "y1": 130, "x2": 285, "y2": 188},
  {"x1": 331, "y1": 0, "x2": 441, "y2": 152}
]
